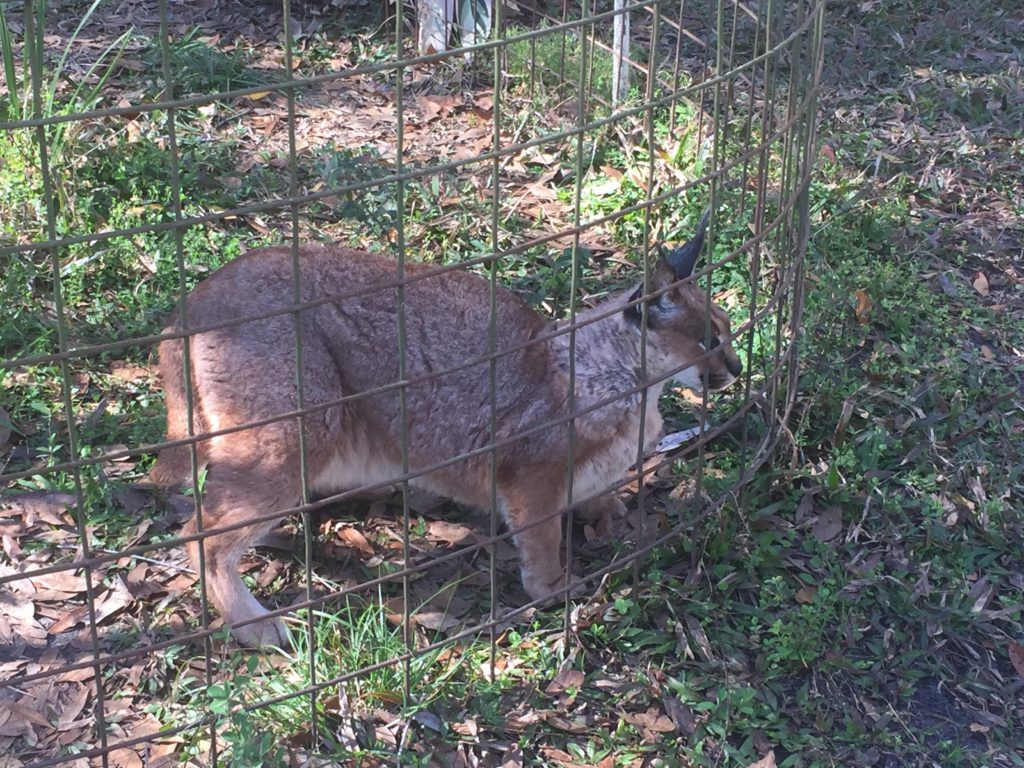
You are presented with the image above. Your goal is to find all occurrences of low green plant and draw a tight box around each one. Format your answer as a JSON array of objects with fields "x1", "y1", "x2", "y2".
[
  {"x1": 142, "y1": 28, "x2": 271, "y2": 96},
  {"x1": 0, "y1": 0, "x2": 132, "y2": 169}
]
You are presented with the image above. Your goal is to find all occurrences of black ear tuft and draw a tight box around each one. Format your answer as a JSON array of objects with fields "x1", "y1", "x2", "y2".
[
  {"x1": 624, "y1": 284, "x2": 645, "y2": 327},
  {"x1": 624, "y1": 284, "x2": 665, "y2": 329},
  {"x1": 664, "y1": 207, "x2": 712, "y2": 279}
]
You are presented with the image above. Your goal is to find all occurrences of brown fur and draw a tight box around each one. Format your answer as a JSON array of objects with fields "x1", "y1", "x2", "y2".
[{"x1": 152, "y1": 239, "x2": 741, "y2": 646}]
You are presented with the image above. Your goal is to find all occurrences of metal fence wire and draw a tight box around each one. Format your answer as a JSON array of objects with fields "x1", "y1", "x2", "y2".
[{"x1": 0, "y1": 0, "x2": 824, "y2": 764}]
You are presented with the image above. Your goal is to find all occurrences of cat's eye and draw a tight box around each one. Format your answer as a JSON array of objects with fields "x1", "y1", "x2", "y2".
[{"x1": 698, "y1": 336, "x2": 721, "y2": 352}]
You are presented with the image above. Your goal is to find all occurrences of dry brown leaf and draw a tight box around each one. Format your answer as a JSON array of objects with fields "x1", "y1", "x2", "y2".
[
  {"x1": 1, "y1": 492, "x2": 76, "y2": 526},
  {"x1": 55, "y1": 662, "x2": 96, "y2": 684},
  {"x1": 0, "y1": 591, "x2": 47, "y2": 647},
  {"x1": 1006, "y1": 641, "x2": 1024, "y2": 678},
  {"x1": 972, "y1": 271, "x2": 990, "y2": 296},
  {"x1": 812, "y1": 507, "x2": 843, "y2": 542},
  {"x1": 30, "y1": 570, "x2": 88, "y2": 595},
  {"x1": 545, "y1": 668, "x2": 585, "y2": 695},
  {"x1": 110, "y1": 362, "x2": 150, "y2": 382},
  {"x1": 416, "y1": 94, "x2": 459, "y2": 122},
  {"x1": 336, "y1": 526, "x2": 375, "y2": 558},
  {"x1": 500, "y1": 745, "x2": 524, "y2": 768},
  {"x1": 46, "y1": 605, "x2": 89, "y2": 635},
  {"x1": 55, "y1": 685, "x2": 91, "y2": 730},
  {"x1": 853, "y1": 289, "x2": 872, "y2": 324},
  {"x1": 795, "y1": 585, "x2": 818, "y2": 604},
  {"x1": 427, "y1": 520, "x2": 476, "y2": 545},
  {"x1": 624, "y1": 709, "x2": 677, "y2": 733},
  {"x1": 0, "y1": 700, "x2": 50, "y2": 728},
  {"x1": 663, "y1": 695, "x2": 696, "y2": 735},
  {"x1": 746, "y1": 752, "x2": 776, "y2": 768},
  {"x1": 412, "y1": 609, "x2": 461, "y2": 632},
  {"x1": 94, "y1": 576, "x2": 135, "y2": 623},
  {"x1": 0, "y1": 406, "x2": 12, "y2": 450},
  {"x1": 539, "y1": 747, "x2": 589, "y2": 766},
  {"x1": 107, "y1": 748, "x2": 144, "y2": 768}
]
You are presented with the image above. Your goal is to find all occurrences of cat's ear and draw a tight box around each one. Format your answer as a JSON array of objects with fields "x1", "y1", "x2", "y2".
[{"x1": 660, "y1": 207, "x2": 711, "y2": 279}]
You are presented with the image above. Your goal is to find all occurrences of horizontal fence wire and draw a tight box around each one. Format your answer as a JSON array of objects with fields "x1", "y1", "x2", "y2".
[{"x1": 0, "y1": 0, "x2": 824, "y2": 764}]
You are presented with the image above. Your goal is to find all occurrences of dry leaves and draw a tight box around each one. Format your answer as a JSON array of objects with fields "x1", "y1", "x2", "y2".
[
  {"x1": 746, "y1": 752, "x2": 777, "y2": 768},
  {"x1": 811, "y1": 507, "x2": 844, "y2": 543},
  {"x1": 0, "y1": 590, "x2": 47, "y2": 647},
  {"x1": 1006, "y1": 641, "x2": 1024, "y2": 678},
  {"x1": 852, "y1": 289, "x2": 873, "y2": 323},
  {"x1": 335, "y1": 525, "x2": 375, "y2": 558},
  {"x1": 0, "y1": 406, "x2": 13, "y2": 451},
  {"x1": 972, "y1": 271, "x2": 990, "y2": 296},
  {"x1": 545, "y1": 667, "x2": 585, "y2": 696},
  {"x1": 794, "y1": 585, "x2": 818, "y2": 604}
]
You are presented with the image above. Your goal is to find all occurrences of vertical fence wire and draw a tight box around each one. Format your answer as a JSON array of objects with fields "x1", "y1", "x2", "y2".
[
  {"x1": 393, "y1": 0, "x2": 414, "y2": 709},
  {"x1": 155, "y1": 0, "x2": 219, "y2": 760},
  {"x1": 736, "y1": 0, "x2": 766, "y2": 479},
  {"x1": 280, "y1": 0, "x2": 321, "y2": 744},
  {"x1": 562, "y1": 0, "x2": 592, "y2": 642},
  {"x1": 28, "y1": 1, "x2": 111, "y2": 763},
  {"x1": 487, "y1": 0, "x2": 505, "y2": 683},
  {"x1": 632, "y1": 0, "x2": 660, "y2": 593}
]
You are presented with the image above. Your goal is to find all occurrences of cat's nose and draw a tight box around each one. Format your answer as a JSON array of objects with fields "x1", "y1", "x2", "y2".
[{"x1": 726, "y1": 356, "x2": 743, "y2": 378}]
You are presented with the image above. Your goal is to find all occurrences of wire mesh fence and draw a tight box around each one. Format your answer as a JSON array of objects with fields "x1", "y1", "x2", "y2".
[{"x1": 1, "y1": 0, "x2": 823, "y2": 763}]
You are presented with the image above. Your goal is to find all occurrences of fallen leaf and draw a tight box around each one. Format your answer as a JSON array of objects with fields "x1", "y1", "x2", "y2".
[
  {"x1": 795, "y1": 585, "x2": 818, "y2": 604},
  {"x1": 1006, "y1": 641, "x2": 1024, "y2": 678},
  {"x1": 811, "y1": 507, "x2": 843, "y2": 542},
  {"x1": 427, "y1": 520, "x2": 476, "y2": 545},
  {"x1": 539, "y1": 747, "x2": 587, "y2": 766},
  {"x1": 853, "y1": 289, "x2": 872, "y2": 324},
  {"x1": 663, "y1": 695, "x2": 696, "y2": 735},
  {"x1": 746, "y1": 752, "x2": 776, "y2": 768},
  {"x1": 0, "y1": 406, "x2": 13, "y2": 450},
  {"x1": 624, "y1": 709, "x2": 676, "y2": 733},
  {"x1": 545, "y1": 668, "x2": 585, "y2": 695},
  {"x1": 500, "y1": 745, "x2": 524, "y2": 767},
  {"x1": 110, "y1": 362, "x2": 150, "y2": 382},
  {"x1": 57, "y1": 685, "x2": 91, "y2": 730},
  {"x1": 412, "y1": 609, "x2": 461, "y2": 632},
  {"x1": 30, "y1": 570, "x2": 88, "y2": 595},
  {"x1": 46, "y1": 605, "x2": 90, "y2": 635},
  {"x1": 0, "y1": 591, "x2": 47, "y2": 647},
  {"x1": 972, "y1": 271, "x2": 989, "y2": 296},
  {"x1": 336, "y1": 526, "x2": 375, "y2": 558},
  {"x1": 94, "y1": 576, "x2": 135, "y2": 623},
  {"x1": 1, "y1": 492, "x2": 76, "y2": 526},
  {"x1": 108, "y1": 748, "x2": 144, "y2": 768},
  {"x1": 0, "y1": 700, "x2": 50, "y2": 728},
  {"x1": 411, "y1": 710, "x2": 444, "y2": 732}
]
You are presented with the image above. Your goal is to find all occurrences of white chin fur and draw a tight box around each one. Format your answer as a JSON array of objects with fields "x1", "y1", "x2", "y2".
[{"x1": 669, "y1": 367, "x2": 703, "y2": 392}]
